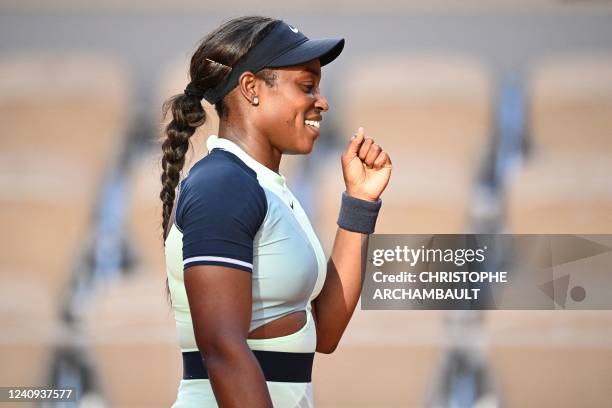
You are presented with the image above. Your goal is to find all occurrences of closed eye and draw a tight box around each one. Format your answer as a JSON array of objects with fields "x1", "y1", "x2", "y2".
[{"x1": 302, "y1": 84, "x2": 315, "y2": 93}]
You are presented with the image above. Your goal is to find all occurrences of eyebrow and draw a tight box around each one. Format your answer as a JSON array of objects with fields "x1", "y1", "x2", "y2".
[{"x1": 302, "y1": 66, "x2": 321, "y2": 77}]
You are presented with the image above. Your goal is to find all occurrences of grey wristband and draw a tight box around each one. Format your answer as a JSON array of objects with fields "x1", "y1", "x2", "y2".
[{"x1": 337, "y1": 191, "x2": 382, "y2": 234}]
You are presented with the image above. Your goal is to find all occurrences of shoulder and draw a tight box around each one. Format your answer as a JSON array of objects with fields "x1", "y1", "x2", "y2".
[
  {"x1": 184, "y1": 149, "x2": 260, "y2": 191},
  {"x1": 176, "y1": 149, "x2": 267, "y2": 229}
]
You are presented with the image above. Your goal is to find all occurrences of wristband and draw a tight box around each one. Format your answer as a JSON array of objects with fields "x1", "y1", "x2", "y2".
[{"x1": 336, "y1": 191, "x2": 382, "y2": 234}]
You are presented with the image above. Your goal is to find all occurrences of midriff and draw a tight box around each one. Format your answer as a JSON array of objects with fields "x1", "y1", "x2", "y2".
[{"x1": 247, "y1": 310, "x2": 307, "y2": 339}]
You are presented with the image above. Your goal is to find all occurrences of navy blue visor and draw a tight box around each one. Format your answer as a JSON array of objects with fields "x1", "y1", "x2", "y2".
[{"x1": 201, "y1": 21, "x2": 344, "y2": 105}]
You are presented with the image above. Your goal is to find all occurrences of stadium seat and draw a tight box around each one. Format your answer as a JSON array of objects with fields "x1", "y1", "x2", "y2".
[
  {"x1": 314, "y1": 309, "x2": 445, "y2": 407},
  {"x1": 83, "y1": 272, "x2": 182, "y2": 407},
  {"x1": 529, "y1": 55, "x2": 612, "y2": 155},
  {"x1": 0, "y1": 54, "x2": 128, "y2": 388},
  {"x1": 507, "y1": 55, "x2": 612, "y2": 233},
  {"x1": 498, "y1": 56, "x2": 612, "y2": 407},
  {"x1": 487, "y1": 309, "x2": 612, "y2": 407}
]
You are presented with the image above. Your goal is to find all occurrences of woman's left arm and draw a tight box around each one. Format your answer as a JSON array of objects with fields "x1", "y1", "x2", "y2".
[{"x1": 312, "y1": 127, "x2": 392, "y2": 354}]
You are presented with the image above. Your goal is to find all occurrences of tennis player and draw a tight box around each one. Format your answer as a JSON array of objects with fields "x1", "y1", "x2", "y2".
[{"x1": 159, "y1": 16, "x2": 392, "y2": 407}]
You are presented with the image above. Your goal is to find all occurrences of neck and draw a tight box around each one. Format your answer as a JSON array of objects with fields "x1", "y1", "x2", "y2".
[{"x1": 218, "y1": 120, "x2": 282, "y2": 173}]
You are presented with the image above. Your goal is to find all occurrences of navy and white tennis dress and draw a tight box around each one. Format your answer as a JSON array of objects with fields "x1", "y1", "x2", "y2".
[{"x1": 164, "y1": 135, "x2": 327, "y2": 407}]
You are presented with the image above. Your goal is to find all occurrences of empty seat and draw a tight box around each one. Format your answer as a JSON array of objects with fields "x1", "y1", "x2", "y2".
[
  {"x1": 487, "y1": 310, "x2": 612, "y2": 407},
  {"x1": 501, "y1": 59, "x2": 612, "y2": 408},
  {"x1": 0, "y1": 54, "x2": 128, "y2": 300},
  {"x1": 0, "y1": 276, "x2": 57, "y2": 388},
  {"x1": 530, "y1": 55, "x2": 612, "y2": 155},
  {"x1": 0, "y1": 54, "x2": 128, "y2": 388},
  {"x1": 87, "y1": 150, "x2": 182, "y2": 405},
  {"x1": 314, "y1": 309, "x2": 445, "y2": 407},
  {"x1": 83, "y1": 272, "x2": 182, "y2": 407},
  {"x1": 340, "y1": 55, "x2": 491, "y2": 159},
  {"x1": 507, "y1": 54, "x2": 612, "y2": 233},
  {"x1": 506, "y1": 152, "x2": 612, "y2": 233}
]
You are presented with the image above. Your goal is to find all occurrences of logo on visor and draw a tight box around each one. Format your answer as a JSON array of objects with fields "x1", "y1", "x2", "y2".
[{"x1": 288, "y1": 25, "x2": 299, "y2": 34}]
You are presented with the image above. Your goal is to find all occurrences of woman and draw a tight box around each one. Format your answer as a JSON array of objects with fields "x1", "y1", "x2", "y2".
[{"x1": 160, "y1": 16, "x2": 392, "y2": 407}]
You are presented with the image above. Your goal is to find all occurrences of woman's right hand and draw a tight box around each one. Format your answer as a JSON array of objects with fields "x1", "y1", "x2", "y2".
[{"x1": 341, "y1": 127, "x2": 392, "y2": 202}]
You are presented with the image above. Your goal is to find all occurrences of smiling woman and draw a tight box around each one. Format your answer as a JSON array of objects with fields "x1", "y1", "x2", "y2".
[{"x1": 159, "y1": 15, "x2": 392, "y2": 407}]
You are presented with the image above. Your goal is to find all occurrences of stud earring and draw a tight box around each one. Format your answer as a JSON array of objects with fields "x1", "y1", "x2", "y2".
[{"x1": 252, "y1": 96, "x2": 259, "y2": 106}]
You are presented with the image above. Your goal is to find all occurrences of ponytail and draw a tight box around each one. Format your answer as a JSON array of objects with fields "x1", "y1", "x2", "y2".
[{"x1": 160, "y1": 93, "x2": 205, "y2": 238}]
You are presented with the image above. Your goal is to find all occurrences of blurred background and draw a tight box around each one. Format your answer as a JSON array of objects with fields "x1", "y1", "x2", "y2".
[{"x1": 1, "y1": 0, "x2": 612, "y2": 407}]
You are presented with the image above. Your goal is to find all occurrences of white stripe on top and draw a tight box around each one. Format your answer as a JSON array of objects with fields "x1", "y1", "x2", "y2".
[{"x1": 183, "y1": 255, "x2": 253, "y2": 269}]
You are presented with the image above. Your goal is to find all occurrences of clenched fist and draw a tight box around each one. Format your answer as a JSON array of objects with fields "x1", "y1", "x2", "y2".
[{"x1": 341, "y1": 127, "x2": 392, "y2": 202}]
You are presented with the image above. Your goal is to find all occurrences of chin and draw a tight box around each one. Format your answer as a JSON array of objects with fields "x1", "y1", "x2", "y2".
[
  {"x1": 284, "y1": 138, "x2": 315, "y2": 155},
  {"x1": 301, "y1": 142, "x2": 315, "y2": 154},
  {"x1": 300, "y1": 139, "x2": 316, "y2": 154},
  {"x1": 285, "y1": 146, "x2": 313, "y2": 155}
]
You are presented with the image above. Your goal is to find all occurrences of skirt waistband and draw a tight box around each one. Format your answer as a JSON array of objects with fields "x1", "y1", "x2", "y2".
[{"x1": 182, "y1": 350, "x2": 314, "y2": 383}]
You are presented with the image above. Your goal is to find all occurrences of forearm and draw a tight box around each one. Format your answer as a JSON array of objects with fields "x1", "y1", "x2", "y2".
[
  {"x1": 313, "y1": 126, "x2": 392, "y2": 353},
  {"x1": 313, "y1": 226, "x2": 368, "y2": 353},
  {"x1": 204, "y1": 342, "x2": 272, "y2": 407}
]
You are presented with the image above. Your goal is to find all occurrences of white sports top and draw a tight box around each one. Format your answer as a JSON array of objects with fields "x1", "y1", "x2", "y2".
[{"x1": 164, "y1": 135, "x2": 327, "y2": 353}]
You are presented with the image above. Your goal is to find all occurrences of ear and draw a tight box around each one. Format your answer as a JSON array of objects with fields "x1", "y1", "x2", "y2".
[{"x1": 238, "y1": 71, "x2": 259, "y2": 105}]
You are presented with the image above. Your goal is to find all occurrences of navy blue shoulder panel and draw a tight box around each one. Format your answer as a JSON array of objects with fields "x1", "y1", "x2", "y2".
[{"x1": 175, "y1": 149, "x2": 267, "y2": 272}]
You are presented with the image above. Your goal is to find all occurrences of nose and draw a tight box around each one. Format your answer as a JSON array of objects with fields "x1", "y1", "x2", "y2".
[{"x1": 314, "y1": 90, "x2": 329, "y2": 112}]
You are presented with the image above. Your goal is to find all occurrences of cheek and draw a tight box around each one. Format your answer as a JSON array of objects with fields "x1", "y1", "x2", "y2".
[
  {"x1": 265, "y1": 105, "x2": 294, "y2": 129},
  {"x1": 267, "y1": 100, "x2": 302, "y2": 129}
]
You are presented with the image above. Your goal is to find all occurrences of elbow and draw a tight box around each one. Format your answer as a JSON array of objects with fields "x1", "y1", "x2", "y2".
[
  {"x1": 316, "y1": 339, "x2": 339, "y2": 354},
  {"x1": 315, "y1": 325, "x2": 343, "y2": 354}
]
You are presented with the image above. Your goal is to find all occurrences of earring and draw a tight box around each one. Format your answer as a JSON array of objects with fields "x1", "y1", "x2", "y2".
[{"x1": 252, "y1": 96, "x2": 259, "y2": 106}]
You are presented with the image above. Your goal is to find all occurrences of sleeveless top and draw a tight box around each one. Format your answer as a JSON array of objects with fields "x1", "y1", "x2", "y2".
[{"x1": 164, "y1": 135, "x2": 327, "y2": 353}]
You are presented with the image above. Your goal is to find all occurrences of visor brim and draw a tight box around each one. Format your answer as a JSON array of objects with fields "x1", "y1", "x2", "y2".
[{"x1": 266, "y1": 38, "x2": 345, "y2": 68}]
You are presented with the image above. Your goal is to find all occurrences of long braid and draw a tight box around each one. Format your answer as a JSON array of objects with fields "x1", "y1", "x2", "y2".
[{"x1": 160, "y1": 94, "x2": 205, "y2": 238}]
